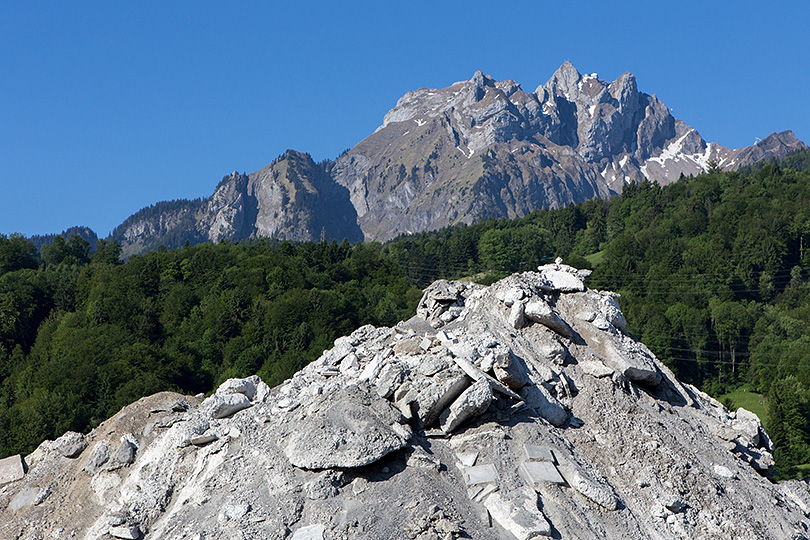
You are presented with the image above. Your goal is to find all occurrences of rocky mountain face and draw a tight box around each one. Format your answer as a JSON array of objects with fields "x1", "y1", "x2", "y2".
[
  {"x1": 108, "y1": 63, "x2": 806, "y2": 253},
  {"x1": 335, "y1": 63, "x2": 806, "y2": 241},
  {"x1": 111, "y1": 151, "x2": 363, "y2": 258},
  {"x1": 3, "y1": 266, "x2": 809, "y2": 540}
]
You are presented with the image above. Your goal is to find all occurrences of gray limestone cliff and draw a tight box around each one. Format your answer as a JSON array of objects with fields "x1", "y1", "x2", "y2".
[
  {"x1": 111, "y1": 151, "x2": 362, "y2": 258},
  {"x1": 109, "y1": 63, "x2": 806, "y2": 253},
  {"x1": 3, "y1": 267, "x2": 809, "y2": 540},
  {"x1": 334, "y1": 63, "x2": 806, "y2": 241}
]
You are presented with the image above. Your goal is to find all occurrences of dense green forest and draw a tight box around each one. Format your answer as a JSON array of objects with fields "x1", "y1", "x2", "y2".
[{"x1": 2, "y1": 150, "x2": 810, "y2": 477}]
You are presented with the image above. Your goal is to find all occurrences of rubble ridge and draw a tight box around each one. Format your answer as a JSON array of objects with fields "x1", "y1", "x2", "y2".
[{"x1": 2, "y1": 265, "x2": 809, "y2": 540}]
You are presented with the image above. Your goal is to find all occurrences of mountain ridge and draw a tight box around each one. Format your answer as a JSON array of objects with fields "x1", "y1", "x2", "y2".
[{"x1": 43, "y1": 63, "x2": 807, "y2": 253}]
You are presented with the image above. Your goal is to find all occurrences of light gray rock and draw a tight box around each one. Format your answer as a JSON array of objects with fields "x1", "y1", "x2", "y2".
[
  {"x1": 524, "y1": 298, "x2": 572, "y2": 337},
  {"x1": 216, "y1": 376, "x2": 260, "y2": 401},
  {"x1": 53, "y1": 431, "x2": 87, "y2": 458},
  {"x1": 580, "y1": 359, "x2": 615, "y2": 378},
  {"x1": 282, "y1": 385, "x2": 407, "y2": 469},
  {"x1": 116, "y1": 434, "x2": 137, "y2": 465},
  {"x1": 509, "y1": 301, "x2": 526, "y2": 329},
  {"x1": 484, "y1": 488, "x2": 552, "y2": 539},
  {"x1": 519, "y1": 384, "x2": 568, "y2": 427},
  {"x1": 290, "y1": 524, "x2": 326, "y2": 540},
  {"x1": 109, "y1": 524, "x2": 141, "y2": 539},
  {"x1": 491, "y1": 349, "x2": 530, "y2": 389},
  {"x1": 83, "y1": 441, "x2": 110, "y2": 474},
  {"x1": 439, "y1": 380, "x2": 493, "y2": 433},
  {"x1": 557, "y1": 461, "x2": 620, "y2": 511},
  {"x1": 205, "y1": 393, "x2": 253, "y2": 419},
  {"x1": 0, "y1": 454, "x2": 25, "y2": 486},
  {"x1": 414, "y1": 371, "x2": 470, "y2": 427},
  {"x1": 536, "y1": 264, "x2": 587, "y2": 292}
]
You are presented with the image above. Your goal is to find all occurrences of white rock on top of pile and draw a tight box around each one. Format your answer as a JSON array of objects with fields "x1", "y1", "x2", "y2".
[{"x1": 536, "y1": 261, "x2": 589, "y2": 292}]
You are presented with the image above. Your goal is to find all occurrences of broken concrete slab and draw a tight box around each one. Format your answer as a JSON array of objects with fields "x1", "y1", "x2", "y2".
[
  {"x1": 456, "y1": 451, "x2": 478, "y2": 468},
  {"x1": 461, "y1": 464, "x2": 499, "y2": 486},
  {"x1": 450, "y1": 354, "x2": 522, "y2": 400},
  {"x1": 291, "y1": 523, "x2": 326, "y2": 540},
  {"x1": 557, "y1": 462, "x2": 620, "y2": 511},
  {"x1": 205, "y1": 393, "x2": 253, "y2": 419},
  {"x1": 524, "y1": 298, "x2": 573, "y2": 337},
  {"x1": 440, "y1": 379, "x2": 493, "y2": 433},
  {"x1": 414, "y1": 371, "x2": 470, "y2": 427},
  {"x1": 580, "y1": 360, "x2": 615, "y2": 378},
  {"x1": 492, "y1": 349, "x2": 530, "y2": 389},
  {"x1": 0, "y1": 454, "x2": 26, "y2": 486},
  {"x1": 519, "y1": 460, "x2": 565, "y2": 488},
  {"x1": 216, "y1": 376, "x2": 260, "y2": 401},
  {"x1": 523, "y1": 444, "x2": 556, "y2": 463},
  {"x1": 109, "y1": 524, "x2": 141, "y2": 539},
  {"x1": 519, "y1": 385, "x2": 568, "y2": 427},
  {"x1": 484, "y1": 488, "x2": 552, "y2": 539},
  {"x1": 282, "y1": 385, "x2": 407, "y2": 470}
]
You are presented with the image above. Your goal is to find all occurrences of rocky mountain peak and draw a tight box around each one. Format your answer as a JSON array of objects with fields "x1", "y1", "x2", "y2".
[
  {"x1": 3, "y1": 266, "x2": 807, "y2": 539},
  {"x1": 106, "y1": 64, "x2": 806, "y2": 252}
]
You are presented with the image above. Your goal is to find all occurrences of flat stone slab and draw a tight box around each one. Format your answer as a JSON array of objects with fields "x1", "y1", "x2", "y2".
[
  {"x1": 0, "y1": 454, "x2": 25, "y2": 486},
  {"x1": 523, "y1": 444, "x2": 555, "y2": 462},
  {"x1": 462, "y1": 464, "x2": 499, "y2": 486},
  {"x1": 10, "y1": 487, "x2": 40, "y2": 511},
  {"x1": 520, "y1": 460, "x2": 565, "y2": 488},
  {"x1": 291, "y1": 524, "x2": 326, "y2": 540}
]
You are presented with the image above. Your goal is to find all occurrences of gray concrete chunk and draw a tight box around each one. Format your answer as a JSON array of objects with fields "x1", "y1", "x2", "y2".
[
  {"x1": 291, "y1": 524, "x2": 326, "y2": 540},
  {"x1": 283, "y1": 385, "x2": 407, "y2": 470},
  {"x1": 524, "y1": 444, "x2": 556, "y2": 463},
  {"x1": 440, "y1": 379, "x2": 493, "y2": 433},
  {"x1": 462, "y1": 464, "x2": 499, "y2": 486},
  {"x1": 0, "y1": 454, "x2": 26, "y2": 486},
  {"x1": 520, "y1": 460, "x2": 565, "y2": 488},
  {"x1": 53, "y1": 431, "x2": 87, "y2": 458},
  {"x1": 484, "y1": 488, "x2": 552, "y2": 538}
]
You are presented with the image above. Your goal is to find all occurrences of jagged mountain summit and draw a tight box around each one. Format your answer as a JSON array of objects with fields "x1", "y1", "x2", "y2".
[
  {"x1": 108, "y1": 63, "x2": 806, "y2": 253},
  {"x1": 3, "y1": 266, "x2": 808, "y2": 540},
  {"x1": 334, "y1": 63, "x2": 805, "y2": 241}
]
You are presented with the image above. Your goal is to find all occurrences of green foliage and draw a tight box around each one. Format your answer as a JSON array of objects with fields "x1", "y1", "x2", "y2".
[{"x1": 0, "y1": 238, "x2": 421, "y2": 457}]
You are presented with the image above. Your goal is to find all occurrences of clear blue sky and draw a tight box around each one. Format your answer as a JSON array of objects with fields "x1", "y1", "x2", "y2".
[{"x1": 2, "y1": 1, "x2": 808, "y2": 237}]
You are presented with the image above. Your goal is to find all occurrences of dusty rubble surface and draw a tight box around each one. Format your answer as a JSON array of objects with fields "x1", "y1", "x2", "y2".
[{"x1": 3, "y1": 265, "x2": 810, "y2": 540}]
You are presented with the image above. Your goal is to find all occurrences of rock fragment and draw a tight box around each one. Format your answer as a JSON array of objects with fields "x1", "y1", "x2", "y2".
[
  {"x1": 484, "y1": 488, "x2": 552, "y2": 538},
  {"x1": 524, "y1": 298, "x2": 572, "y2": 337},
  {"x1": 53, "y1": 431, "x2": 87, "y2": 458},
  {"x1": 283, "y1": 385, "x2": 407, "y2": 469},
  {"x1": 440, "y1": 380, "x2": 493, "y2": 433},
  {"x1": 205, "y1": 393, "x2": 253, "y2": 419},
  {"x1": 290, "y1": 524, "x2": 326, "y2": 540},
  {"x1": 109, "y1": 524, "x2": 141, "y2": 539},
  {"x1": 0, "y1": 454, "x2": 26, "y2": 486}
]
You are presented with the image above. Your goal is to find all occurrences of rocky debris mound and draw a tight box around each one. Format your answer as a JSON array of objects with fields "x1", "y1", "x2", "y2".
[{"x1": 3, "y1": 267, "x2": 810, "y2": 540}]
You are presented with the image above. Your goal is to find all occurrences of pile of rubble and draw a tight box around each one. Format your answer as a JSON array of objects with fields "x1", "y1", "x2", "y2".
[{"x1": 2, "y1": 264, "x2": 809, "y2": 540}]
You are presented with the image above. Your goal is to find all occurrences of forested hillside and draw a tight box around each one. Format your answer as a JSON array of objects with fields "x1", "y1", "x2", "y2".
[{"x1": 2, "y1": 150, "x2": 810, "y2": 477}]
